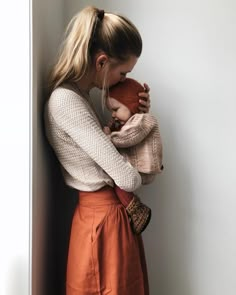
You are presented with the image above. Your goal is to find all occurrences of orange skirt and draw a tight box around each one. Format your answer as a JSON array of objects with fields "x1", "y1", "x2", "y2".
[{"x1": 66, "y1": 186, "x2": 149, "y2": 295}]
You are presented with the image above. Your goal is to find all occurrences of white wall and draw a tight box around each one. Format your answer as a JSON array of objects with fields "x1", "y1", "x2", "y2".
[
  {"x1": 64, "y1": 1, "x2": 236, "y2": 295},
  {"x1": 0, "y1": 1, "x2": 29, "y2": 294}
]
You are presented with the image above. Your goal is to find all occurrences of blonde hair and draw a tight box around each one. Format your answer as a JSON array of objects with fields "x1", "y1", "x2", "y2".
[{"x1": 49, "y1": 6, "x2": 142, "y2": 92}]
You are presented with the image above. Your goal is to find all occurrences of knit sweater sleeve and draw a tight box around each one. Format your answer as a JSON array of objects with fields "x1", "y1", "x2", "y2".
[
  {"x1": 110, "y1": 114, "x2": 157, "y2": 148},
  {"x1": 47, "y1": 89, "x2": 142, "y2": 192}
]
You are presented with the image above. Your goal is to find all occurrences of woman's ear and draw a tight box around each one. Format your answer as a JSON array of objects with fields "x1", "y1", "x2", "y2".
[{"x1": 95, "y1": 54, "x2": 109, "y2": 71}]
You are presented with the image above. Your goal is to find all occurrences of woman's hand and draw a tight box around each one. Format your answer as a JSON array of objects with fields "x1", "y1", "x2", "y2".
[{"x1": 138, "y1": 83, "x2": 151, "y2": 113}]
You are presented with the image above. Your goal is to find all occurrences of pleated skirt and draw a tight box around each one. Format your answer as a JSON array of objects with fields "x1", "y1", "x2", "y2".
[{"x1": 66, "y1": 186, "x2": 149, "y2": 295}]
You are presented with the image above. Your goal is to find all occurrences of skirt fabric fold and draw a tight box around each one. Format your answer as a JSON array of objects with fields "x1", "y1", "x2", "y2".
[{"x1": 66, "y1": 186, "x2": 149, "y2": 295}]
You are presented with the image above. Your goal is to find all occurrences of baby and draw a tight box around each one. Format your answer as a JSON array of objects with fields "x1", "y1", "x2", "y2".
[{"x1": 104, "y1": 78, "x2": 163, "y2": 234}]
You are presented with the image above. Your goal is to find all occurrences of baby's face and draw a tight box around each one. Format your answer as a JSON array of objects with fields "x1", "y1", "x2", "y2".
[{"x1": 107, "y1": 97, "x2": 132, "y2": 123}]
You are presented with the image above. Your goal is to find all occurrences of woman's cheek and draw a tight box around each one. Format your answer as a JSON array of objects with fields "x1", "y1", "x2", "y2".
[
  {"x1": 107, "y1": 73, "x2": 121, "y2": 87},
  {"x1": 108, "y1": 79, "x2": 118, "y2": 88}
]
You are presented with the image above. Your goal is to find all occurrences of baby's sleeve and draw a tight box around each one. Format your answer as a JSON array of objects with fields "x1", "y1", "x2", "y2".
[{"x1": 110, "y1": 114, "x2": 157, "y2": 148}]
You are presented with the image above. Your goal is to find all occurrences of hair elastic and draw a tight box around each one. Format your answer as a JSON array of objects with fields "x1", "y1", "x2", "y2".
[{"x1": 97, "y1": 9, "x2": 105, "y2": 21}]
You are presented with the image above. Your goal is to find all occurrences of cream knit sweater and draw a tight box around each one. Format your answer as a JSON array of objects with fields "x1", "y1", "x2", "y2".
[{"x1": 44, "y1": 86, "x2": 142, "y2": 192}]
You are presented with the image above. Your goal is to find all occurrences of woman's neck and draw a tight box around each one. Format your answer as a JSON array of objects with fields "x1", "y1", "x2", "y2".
[{"x1": 76, "y1": 71, "x2": 95, "y2": 94}]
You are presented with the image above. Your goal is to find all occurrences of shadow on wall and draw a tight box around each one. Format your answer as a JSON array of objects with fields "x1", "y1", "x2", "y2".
[
  {"x1": 33, "y1": 78, "x2": 78, "y2": 294},
  {"x1": 44, "y1": 148, "x2": 77, "y2": 295},
  {"x1": 42, "y1": 104, "x2": 78, "y2": 295}
]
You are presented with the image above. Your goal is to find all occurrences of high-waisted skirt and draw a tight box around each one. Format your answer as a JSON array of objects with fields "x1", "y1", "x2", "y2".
[{"x1": 66, "y1": 186, "x2": 149, "y2": 295}]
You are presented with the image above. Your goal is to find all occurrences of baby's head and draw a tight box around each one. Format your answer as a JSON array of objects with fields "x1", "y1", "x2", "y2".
[{"x1": 107, "y1": 78, "x2": 144, "y2": 123}]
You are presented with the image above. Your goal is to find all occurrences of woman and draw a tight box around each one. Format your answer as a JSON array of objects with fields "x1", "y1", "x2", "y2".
[{"x1": 44, "y1": 6, "x2": 151, "y2": 295}]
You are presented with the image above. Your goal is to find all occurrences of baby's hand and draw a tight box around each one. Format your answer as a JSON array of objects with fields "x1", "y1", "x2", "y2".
[
  {"x1": 108, "y1": 119, "x2": 115, "y2": 128},
  {"x1": 103, "y1": 126, "x2": 111, "y2": 135}
]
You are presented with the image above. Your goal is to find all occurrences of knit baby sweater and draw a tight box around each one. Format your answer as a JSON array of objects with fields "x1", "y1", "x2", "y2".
[
  {"x1": 44, "y1": 86, "x2": 142, "y2": 192},
  {"x1": 109, "y1": 113, "x2": 163, "y2": 184}
]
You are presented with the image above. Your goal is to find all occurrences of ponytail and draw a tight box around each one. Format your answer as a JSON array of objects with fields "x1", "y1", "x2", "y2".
[
  {"x1": 49, "y1": 6, "x2": 142, "y2": 91},
  {"x1": 49, "y1": 6, "x2": 99, "y2": 90}
]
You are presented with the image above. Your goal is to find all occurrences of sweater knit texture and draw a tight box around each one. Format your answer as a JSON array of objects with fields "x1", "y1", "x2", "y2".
[
  {"x1": 109, "y1": 113, "x2": 163, "y2": 185},
  {"x1": 44, "y1": 86, "x2": 142, "y2": 192}
]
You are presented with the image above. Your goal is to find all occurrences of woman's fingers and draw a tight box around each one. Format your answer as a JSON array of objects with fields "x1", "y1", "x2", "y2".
[
  {"x1": 143, "y1": 83, "x2": 150, "y2": 93},
  {"x1": 138, "y1": 83, "x2": 151, "y2": 113}
]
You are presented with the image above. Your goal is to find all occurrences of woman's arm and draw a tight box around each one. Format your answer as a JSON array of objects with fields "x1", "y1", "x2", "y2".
[{"x1": 48, "y1": 89, "x2": 142, "y2": 192}]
